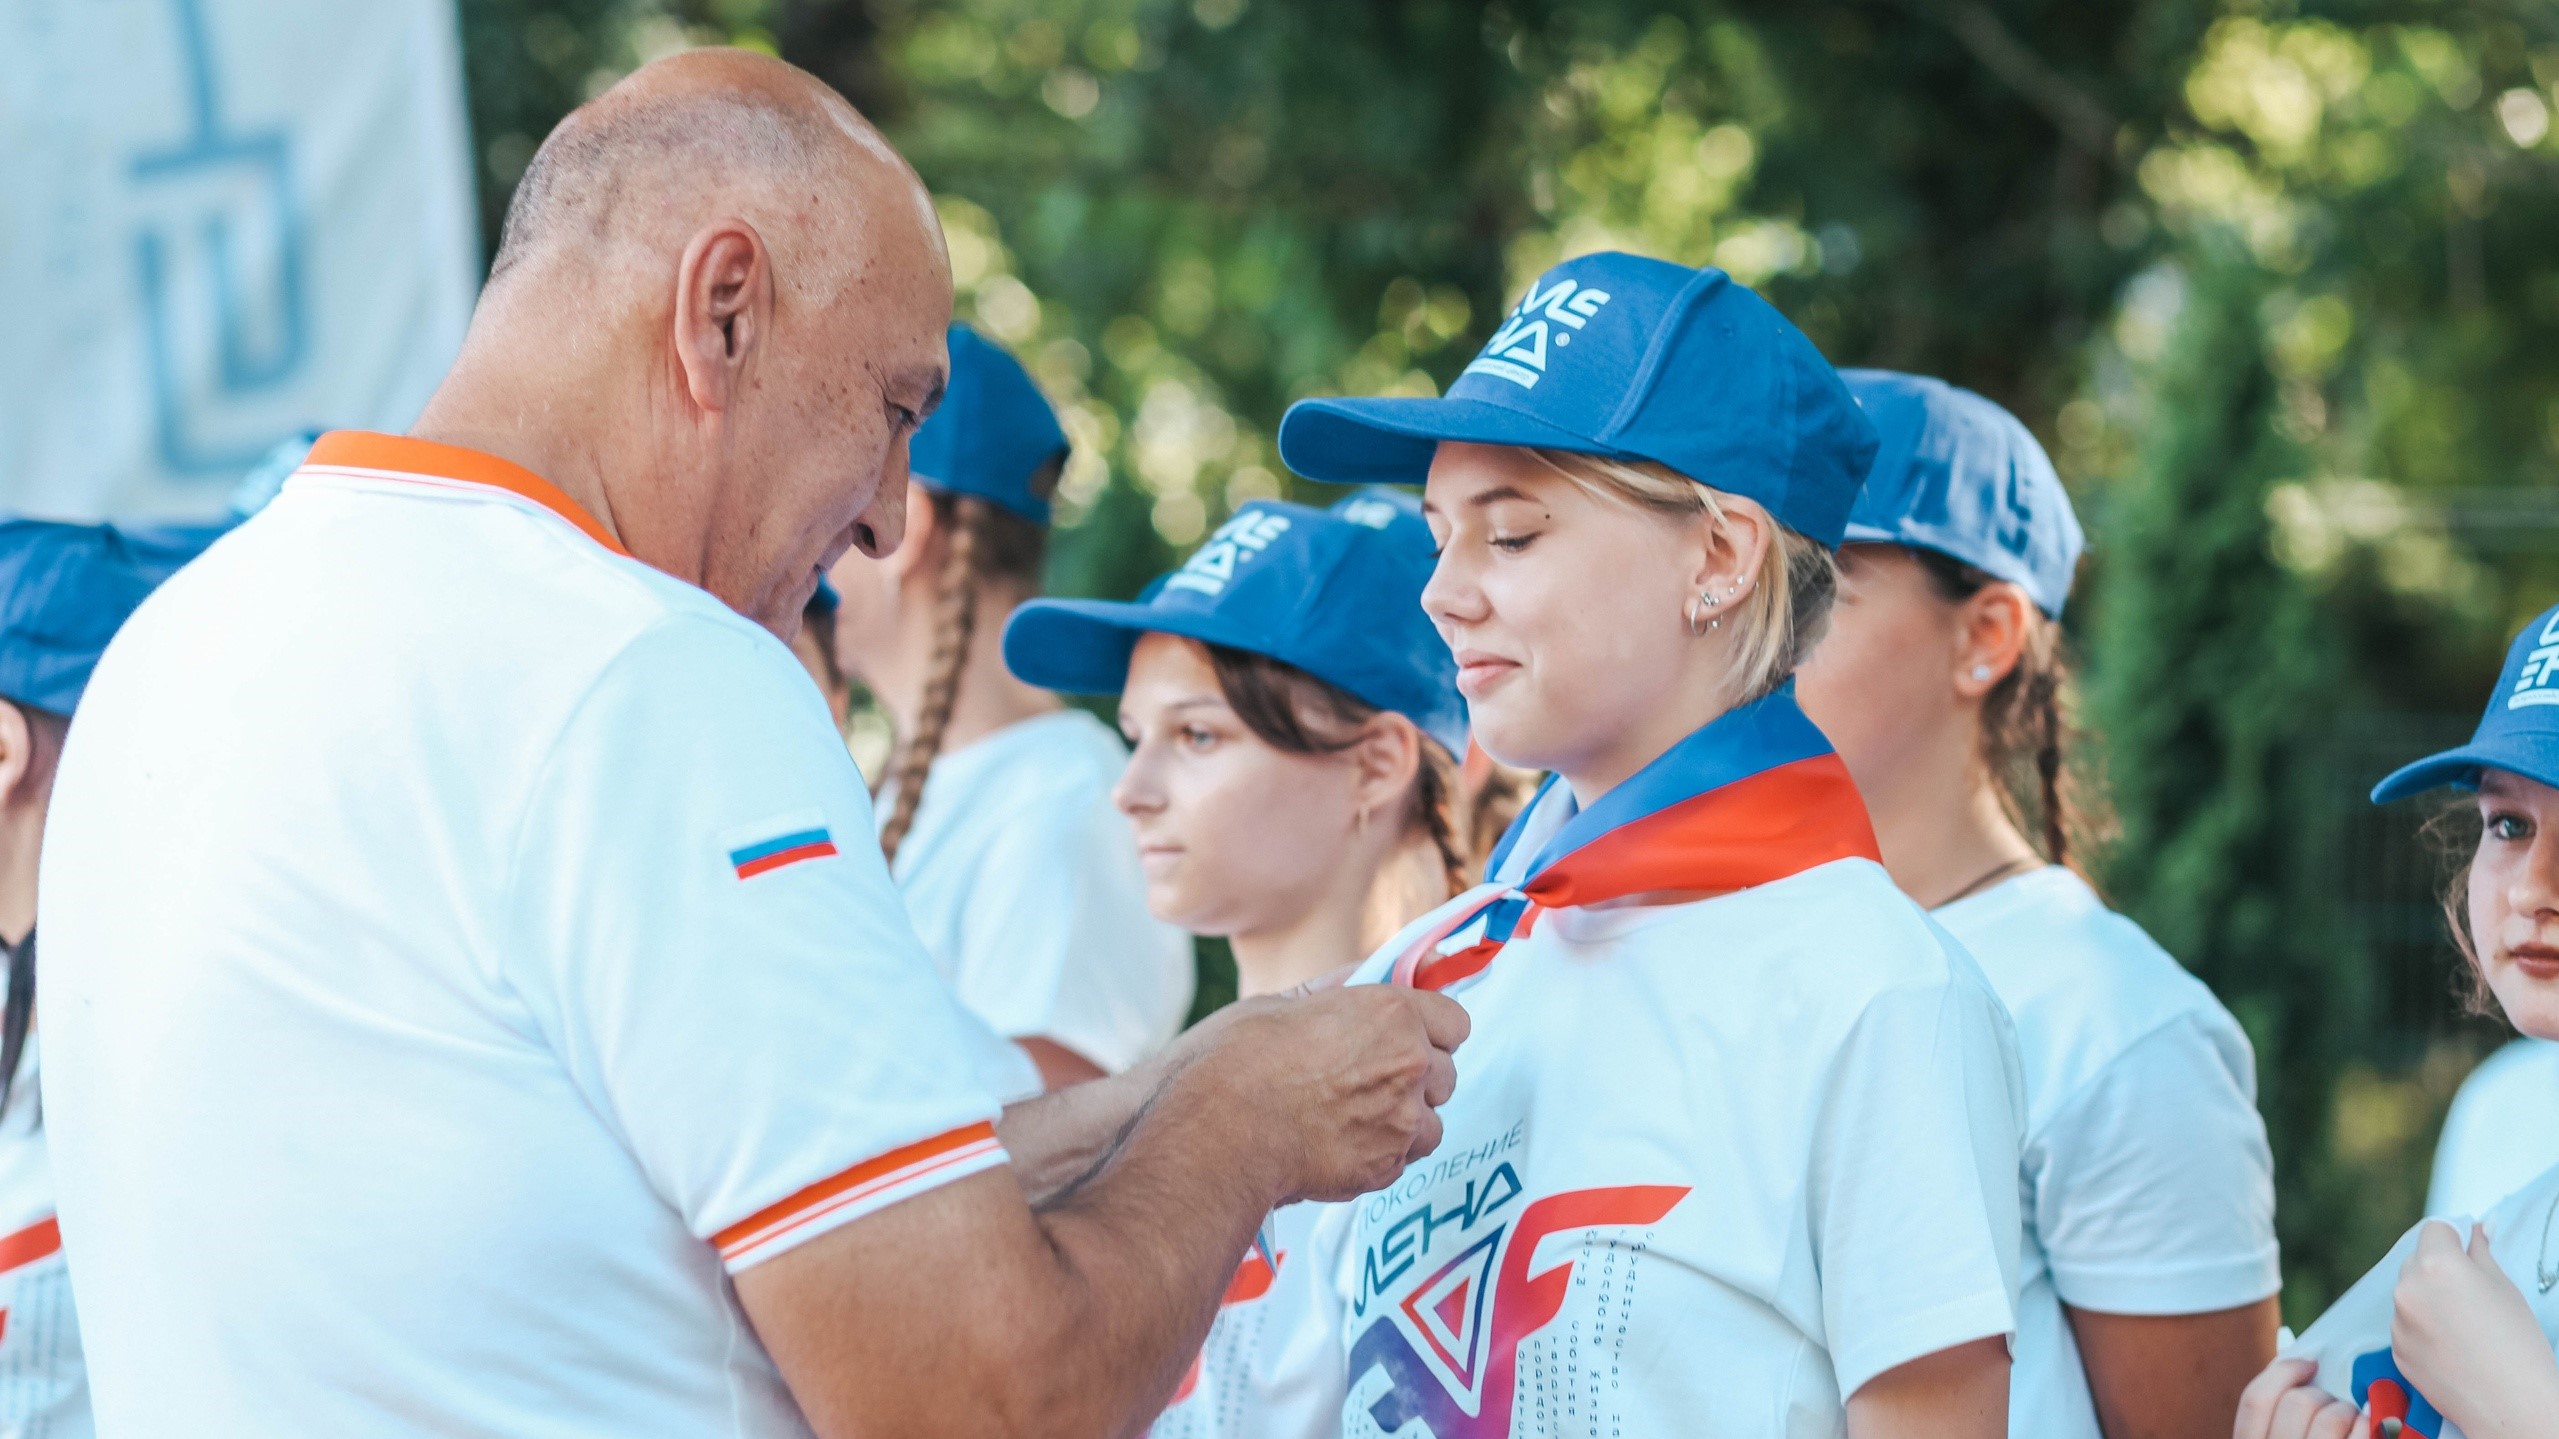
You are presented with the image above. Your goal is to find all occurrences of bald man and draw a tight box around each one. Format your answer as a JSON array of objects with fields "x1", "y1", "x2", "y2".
[{"x1": 38, "y1": 51, "x2": 1463, "y2": 1439}]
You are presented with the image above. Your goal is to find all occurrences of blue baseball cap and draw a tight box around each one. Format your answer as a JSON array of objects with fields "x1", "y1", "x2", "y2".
[
  {"x1": 2374, "y1": 603, "x2": 2559, "y2": 803},
  {"x1": 909, "y1": 325, "x2": 1068, "y2": 526},
  {"x1": 1002, "y1": 489, "x2": 1466, "y2": 757},
  {"x1": 1839, "y1": 370, "x2": 2085, "y2": 618},
  {"x1": 1276, "y1": 252, "x2": 1879, "y2": 547},
  {"x1": 0, "y1": 520, "x2": 218, "y2": 716}
]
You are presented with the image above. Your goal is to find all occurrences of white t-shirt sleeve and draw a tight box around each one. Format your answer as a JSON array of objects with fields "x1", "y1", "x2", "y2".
[
  {"x1": 2031, "y1": 1012, "x2": 2282, "y2": 1315},
  {"x1": 946, "y1": 791, "x2": 1191, "y2": 1073},
  {"x1": 1810, "y1": 973, "x2": 2026, "y2": 1399},
  {"x1": 506, "y1": 617, "x2": 1008, "y2": 1272}
]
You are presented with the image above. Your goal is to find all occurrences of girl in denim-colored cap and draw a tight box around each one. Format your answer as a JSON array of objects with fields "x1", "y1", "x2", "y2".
[
  {"x1": 2239, "y1": 604, "x2": 2559, "y2": 1439},
  {"x1": 1795, "y1": 371, "x2": 2281, "y2": 1439},
  {"x1": 1274, "y1": 252, "x2": 2027, "y2": 1439},
  {"x1": 1007, "y1": 486, "x2": 1505, "y2": 1439}
]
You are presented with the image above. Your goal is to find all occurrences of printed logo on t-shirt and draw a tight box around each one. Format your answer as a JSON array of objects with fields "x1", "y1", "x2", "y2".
[
  {"x1": 1461, "y1": 277, "x2": 1614, "y2": 392},
  {"x1": 1344, "y1": 1122, "x2": 1687, "y2": 1435},
  {"x1": 722, "y1": 810, "x2": 840, "y2": 879}
]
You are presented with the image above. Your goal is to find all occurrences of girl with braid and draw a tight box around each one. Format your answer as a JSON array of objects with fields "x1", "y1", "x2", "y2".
[
  {"x1": 1002, "y1": 487, "x2": 1477, "y2": 1439},
  {"x1": 825, "y1": 326, "x2": 1193, "y2": 1092},
  {"x1": 1794, "y1": 372, "x2": 2282, "y2": 1439}
]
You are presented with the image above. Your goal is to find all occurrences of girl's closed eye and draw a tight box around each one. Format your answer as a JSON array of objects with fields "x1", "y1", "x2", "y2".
[{"x1": 1489, "y1": 529, "x2": 1538, "y2": 553}]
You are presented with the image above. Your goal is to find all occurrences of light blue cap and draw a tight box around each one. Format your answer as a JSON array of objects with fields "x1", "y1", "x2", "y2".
[
  {"x1": 1840, "y1": 370, "x2": 2084, "y2": 618},
  {"x1": 1003, "y1": 488, "x2": 1466, "y2": 756},
  {"x1": 1278, "y1": 252, "x2": 1878, "y2": 547}
]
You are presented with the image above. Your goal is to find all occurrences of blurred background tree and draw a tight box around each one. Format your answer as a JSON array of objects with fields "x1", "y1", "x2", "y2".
[{"x1": 455, "y1": 0, "x2": 2559, "y2": 1316}]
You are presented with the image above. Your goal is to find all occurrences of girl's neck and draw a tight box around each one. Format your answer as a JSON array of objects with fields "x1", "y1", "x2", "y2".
[
  {"x1": 1231, "y1": 834, "x2": 1450, "y2": 998},
  {"x1": 1867, "y1": 759, "x2": 2043, "y2": 910}
]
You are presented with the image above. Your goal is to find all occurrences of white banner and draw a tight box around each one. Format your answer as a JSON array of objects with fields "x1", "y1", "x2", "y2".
[{"x1": 0, "y1": 0, "x2": 479, "y2": 521}]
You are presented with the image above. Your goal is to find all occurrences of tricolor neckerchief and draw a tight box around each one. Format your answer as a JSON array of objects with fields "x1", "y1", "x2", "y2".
[{"x1": 1386, "y1": 684, "x2": 1880, "y2": 992}]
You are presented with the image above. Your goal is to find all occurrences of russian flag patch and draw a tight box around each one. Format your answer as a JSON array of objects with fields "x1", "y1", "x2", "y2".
[{"x1": 728, "y1": 824, "x2": 838, "y2": 879}]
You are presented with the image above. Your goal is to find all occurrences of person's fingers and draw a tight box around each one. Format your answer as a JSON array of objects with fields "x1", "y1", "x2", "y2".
[
  {"x1": 2269, "y1": 1383, "x2": 2345, "y2": 1439},
  {"x1": 2470, "y1": 1219, "x2": 2501, "y2": 1264},
  {"x1": 2306, "y1": 1396, "x2": 2359, "y2": 1439},
  {"x1": 1409, "y1": 989, "x2": 1470, "y2": 1053},
  {"x1": 1403, "y1": 1107, "x2": 1444, "y2": 1167},
  {"x1": 2234, "y1": 1358, "x2": 2316, "y2": 1439},
  {"x1": 1421, "y1": 1048, "x2": 1458, "y2": 1108},
  {"x1": 2410, "y1": 1218, "x2": 2463, "y2": 1263}
]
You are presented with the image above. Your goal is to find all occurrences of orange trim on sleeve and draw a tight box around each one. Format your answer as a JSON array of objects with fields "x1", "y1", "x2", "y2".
[
  {"x1": 713, "y1": 1120, "x2": 1003, "y2": 1262},
  {"x1": 0, "y1": 1217, "x2": 61, "y2": 1274},
  {"x1": 302, "y1": 431, "x2": 632, "y2": 558}
]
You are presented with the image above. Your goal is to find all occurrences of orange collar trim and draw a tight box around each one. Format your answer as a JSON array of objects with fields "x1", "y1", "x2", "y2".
[{"x1": 301, "y1": 431, "x2": 632, "y2": 559}]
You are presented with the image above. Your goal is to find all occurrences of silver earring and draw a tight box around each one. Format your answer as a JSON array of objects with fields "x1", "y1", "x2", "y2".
[
  {"x1": 1970, "y1": 664, "x2": 1993, "y2": 682},
  {"x1": 1687, "y1": 592, "x2": 1722, "y2": 637}
]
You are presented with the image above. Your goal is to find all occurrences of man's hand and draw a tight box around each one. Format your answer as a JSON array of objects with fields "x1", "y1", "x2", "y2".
[
  {"x1": 738, "y1": 984, "x2": 1467, "y2": 1438},
  {"x1": 1187, "y1": 986, "x2": 1469, "y2": 1204},
  {"x1": 2393, "y1": 1220, "x2": 2559, "y2": 1439}
]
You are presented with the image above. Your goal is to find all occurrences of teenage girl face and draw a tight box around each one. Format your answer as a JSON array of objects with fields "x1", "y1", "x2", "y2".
[
  {"x1": 1420, "y1": 442, "x2": 1747, "y2": 791},
  {"x1": 1112, "y1": 633, "x2": 1370, "y2": 938},
  {"x1": 2468, "y1": 767, "x2": 2559, "y2": 1041}
]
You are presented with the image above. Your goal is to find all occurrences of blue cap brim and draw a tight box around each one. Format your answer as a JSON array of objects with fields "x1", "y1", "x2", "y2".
[
  {"x1": 1279, "y1": 396, "x2": 1621, "y2": 485},
  {"x1": 1003, "y1": 599, "x2": 1274, "y2": 696},
  {"x1": 2368, "y1": 744, "x2": 2559, "y2": 804}
]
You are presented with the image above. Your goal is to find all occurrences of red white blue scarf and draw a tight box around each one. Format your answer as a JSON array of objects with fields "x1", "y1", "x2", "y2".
[{"x1": 1386, "y1": 684, "x2": 1881, "y2": 992}]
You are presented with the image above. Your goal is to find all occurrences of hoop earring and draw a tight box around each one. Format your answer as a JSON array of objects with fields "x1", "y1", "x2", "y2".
[{"x1": 1686, "y1": 592, "x2": 1722, "y2": 637}]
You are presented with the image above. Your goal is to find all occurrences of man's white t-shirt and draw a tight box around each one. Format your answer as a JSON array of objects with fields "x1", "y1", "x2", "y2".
[
  {"x1": 38, "y1": 435, "x2": 1011, "y2": 1437},
  {"x1": 1324, "y1": 838, "x2": 2026, "y2": 1435},
  {"x1": 889, "y1": 709, "x2": 1193, "y2": 1075},
  {"x1": 0, "y1": 1040, "x2": 87, "y2": 1439},
  {"x1": 2429, "y1": 1038, "x2": 2559, "y2": 1217},
  {"x1": 1150, "y1": 1202, "x2": 1344, "y2": 1439},
  {"x1": 1933, "y1": 867, "x2": 2282, "y2": 1439}
]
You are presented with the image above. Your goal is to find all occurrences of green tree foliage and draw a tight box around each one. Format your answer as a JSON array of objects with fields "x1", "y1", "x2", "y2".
[{"x1": 454, "y1": 0, "x2": 2559, "y2": 1309}]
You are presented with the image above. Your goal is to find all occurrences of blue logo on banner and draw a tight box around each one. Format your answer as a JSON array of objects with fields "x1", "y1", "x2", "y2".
[{"x1": 129, "y1": 0, "x2": 309, "y2": 476}]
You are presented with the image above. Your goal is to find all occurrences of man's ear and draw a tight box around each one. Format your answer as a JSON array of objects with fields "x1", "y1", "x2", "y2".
[{"x1": 671, "y1": 220, "x2": 772, "y2": 415}]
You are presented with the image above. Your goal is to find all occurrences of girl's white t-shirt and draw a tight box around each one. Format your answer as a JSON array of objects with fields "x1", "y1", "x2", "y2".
[
  {"x1": 1932, "y1": 867, "x2": 2282, "y2": 1439},
  {"x1": 886, "y1": 710, "x2": 1195, "y2": 1077},
  {"x1": 0, "y1": 1041, "x2": 88, "y2": 1439},
  {"x1": 2429, "y1": 1039, "x2": 2559, "y2": 1219},
  {"x1": 2289, "y1": 1158, "x2": 2559, "y2": 1438},
  {"x1": 1320, "y1": 856, "x2": 2027, "y2": 1438},
  {"x1": 1150, "y1": 1202, "x2": 1344, "y2": 1439}
]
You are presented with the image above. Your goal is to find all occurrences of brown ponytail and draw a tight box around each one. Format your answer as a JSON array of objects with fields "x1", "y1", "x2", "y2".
[
  {"x1": 874, "y1": 480, "x2": 1055, "y2": 864},
  {"x1": 1912, "y1": 548, "x2": 2113, "y2": 877},
  {"x1": 1202, "y1": 644, "x2": 1478, "y2": 897}
]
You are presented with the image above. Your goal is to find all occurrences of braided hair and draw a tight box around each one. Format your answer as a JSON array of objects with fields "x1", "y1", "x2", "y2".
[
  {"x1": 1912, "y1": 548, "x2": 2112, "y2": 876},
  {"x1": 874, "y1": 484, "x2": 1052, "y2": 864}
]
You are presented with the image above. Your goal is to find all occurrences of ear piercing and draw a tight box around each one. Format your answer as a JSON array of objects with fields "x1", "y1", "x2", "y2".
[
  {"x1": 1970, "y1": 665, "x2": 1994, "y2": 682},
  {"x1": 1687, "y1": 584, "x2": 1741, "y2": 637}
]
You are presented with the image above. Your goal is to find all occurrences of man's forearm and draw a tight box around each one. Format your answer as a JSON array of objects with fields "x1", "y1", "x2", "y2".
[{"x1": 995, "y1": 1062, "x2": 1164, "y2": 1207}]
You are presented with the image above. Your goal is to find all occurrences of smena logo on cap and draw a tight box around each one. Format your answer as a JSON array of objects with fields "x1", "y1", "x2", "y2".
[
  {"x1": 1162, "y1": 510, "x2": 1292, "y2": 598},
  {"x1": 1464, "y1": 276, "x2": 1616, "y2": 391},
  {"x1": 2511, "y1": 610, "x2": 2559, "y2": 710}
]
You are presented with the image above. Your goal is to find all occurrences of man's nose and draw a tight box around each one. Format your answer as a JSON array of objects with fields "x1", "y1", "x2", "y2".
[{"x1": 854, "y1": 448, "x2": 912, "y2": 559}]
